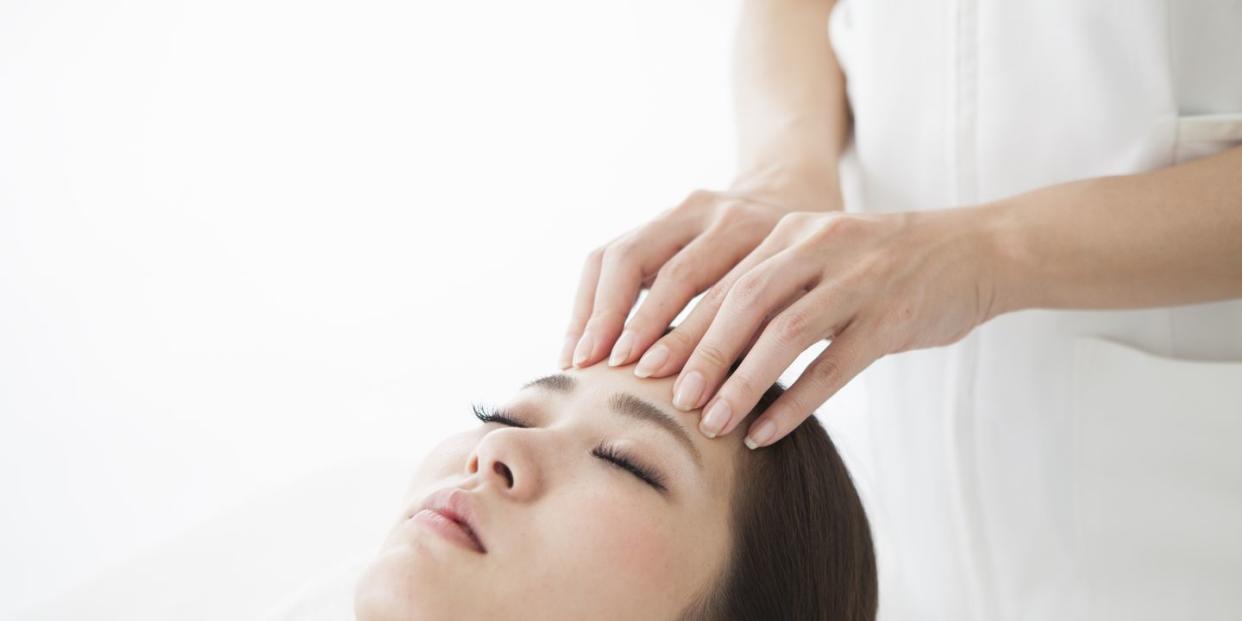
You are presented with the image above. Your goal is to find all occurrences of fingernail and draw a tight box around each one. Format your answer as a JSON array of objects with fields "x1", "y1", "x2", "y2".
[
  {"x1": 744, "y1": 420, "x2": 775, "y2": 450},
  {"x1": 558, "y1": 335, "x2": 577, "y2": 369},
  {"x1": 699, "y1": 398, "x2": 731, "y2": 438},
  {"x1": 608, "y1": 330, "x2": 634, "y2": 367},
  {"x1": 673, "y1": 371, "x2": 704, "y2": 411},
  {"x1": 633, "y1": 343, "x2": 668, "y2": 378},
  {"x1": 573, "y1": 332, "x2": 594, "y2": 367}
]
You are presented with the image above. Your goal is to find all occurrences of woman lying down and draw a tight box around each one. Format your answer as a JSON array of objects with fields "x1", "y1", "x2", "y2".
[{"x1": 353, "y1": 344, "x2": 877, "y2": 620}]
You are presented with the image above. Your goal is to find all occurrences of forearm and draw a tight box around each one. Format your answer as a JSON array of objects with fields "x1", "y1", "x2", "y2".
[
  {"x1": 979, "y1": 145, "x2": 1242, "y2": 316},
  {"x1": 729, "y1": 0, "x2": 848, "y2": 209}
]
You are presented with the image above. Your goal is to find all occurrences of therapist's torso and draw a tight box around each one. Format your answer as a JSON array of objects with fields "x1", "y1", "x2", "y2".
[{"x1": 825, "y1": 1, "x2": 1242, "y2": 619}]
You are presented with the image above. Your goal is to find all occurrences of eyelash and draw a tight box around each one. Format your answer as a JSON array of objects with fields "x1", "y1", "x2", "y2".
[{"x1": 470, "y1": 402, "x2": 668, "y2": 493}]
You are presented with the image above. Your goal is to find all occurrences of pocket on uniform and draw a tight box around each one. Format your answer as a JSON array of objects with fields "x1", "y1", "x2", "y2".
[
  {"x1": 1173, "y1": 112, "x2": 1242, "y2": 164},
  {"x1": 1071, "y1": 336, "x2": 1242, "y2": 620}
]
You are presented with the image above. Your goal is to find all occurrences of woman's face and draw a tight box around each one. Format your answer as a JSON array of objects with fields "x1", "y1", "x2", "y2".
[{"x1": 355, "y1": 360, "x2": 747, "y2": 621}]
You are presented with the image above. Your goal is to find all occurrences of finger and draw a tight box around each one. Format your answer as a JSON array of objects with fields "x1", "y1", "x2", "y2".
[
  {"x1": 559, "y1": 247, "x2": 606, "y2": 369},
  {"x1": 719, "y1": 280, "x2": 813, "y2": 363},
  {"x1": 672, "y1": 246, "x2": 820, "y2": 412},
  {"x1": 631, "y1": 229, "x2": 792, "y2": 380},
  {"x1": 673, "y1": 214, "x2": 827, "y2": 408},
  {"x1": 742, "y1": 324, "x2": 876, "y2": 450},
  {"x1": 700, "y1": 285, "x2": 850, "y2": 438},
  {"x1": 573, "y1": 227, "x2": 689, "y2": 368},
  {"x1": 609, "y1": 223, "x2": 761, "y2": 368}
]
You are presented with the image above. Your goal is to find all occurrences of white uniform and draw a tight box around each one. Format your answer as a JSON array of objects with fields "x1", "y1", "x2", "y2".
[{"x1": 825, "y1": 1, "x2": 1242, "y2": 619}]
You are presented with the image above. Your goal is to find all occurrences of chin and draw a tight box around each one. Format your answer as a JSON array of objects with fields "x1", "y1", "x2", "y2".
[{"x1": 354, "y1": 544, "x2": 466, "y2": 621}]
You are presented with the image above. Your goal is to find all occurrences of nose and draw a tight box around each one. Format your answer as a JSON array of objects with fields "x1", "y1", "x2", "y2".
[{"x1": 469, "y1": 428, "x2": 540, "y2": 500}]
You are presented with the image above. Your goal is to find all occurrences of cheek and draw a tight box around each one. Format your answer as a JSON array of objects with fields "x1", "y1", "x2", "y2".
[
  {"x1": 554, "y1": 487, "x2": 690, "y2": 596},
  {"x1": 596, "y1": 501, "x2": 671, "y2": 571}
]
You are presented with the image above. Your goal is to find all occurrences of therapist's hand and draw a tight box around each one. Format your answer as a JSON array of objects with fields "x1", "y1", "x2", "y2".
[
  {"x1": 558, "y1": 168, "x2": 840, "y2": 371},
  {"x1": 656, "y1": 206, "x2": 1007, "y2": 449}
]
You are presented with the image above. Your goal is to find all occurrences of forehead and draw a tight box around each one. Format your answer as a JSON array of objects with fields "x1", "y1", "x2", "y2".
[
  {"x1": 510, "y1": 362, "x2": 692, "y2": 429},
  {"x1": 566, "y1": 362, "x2": 682, "y2": 407}
]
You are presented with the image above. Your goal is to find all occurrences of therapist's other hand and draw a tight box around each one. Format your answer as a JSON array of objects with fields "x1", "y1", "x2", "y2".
[
  {"x1": 558, "y1": 170, "x2": 838, "y2": 371},
  {"x1": 657, "y1": 207, "x2": 1004, "y2": 448}
]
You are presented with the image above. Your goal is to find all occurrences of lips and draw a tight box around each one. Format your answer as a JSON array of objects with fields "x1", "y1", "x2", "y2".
[{"x1": 416, "y1": 487, "x2": 487, "y2": 554}]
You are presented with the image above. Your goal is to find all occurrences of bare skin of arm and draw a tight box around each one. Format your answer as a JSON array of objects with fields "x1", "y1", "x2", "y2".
[
  {"x1": 728, "y1": 0, "x2": 850, "y2": 211},
  {"x1": 985, "y1": 144, "x2": 1242, "y2": 314}
]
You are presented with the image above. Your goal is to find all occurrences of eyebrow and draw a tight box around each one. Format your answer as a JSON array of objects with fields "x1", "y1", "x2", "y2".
[{"x1": 520, "y1": 373, "x2": 704, "y2": 469}]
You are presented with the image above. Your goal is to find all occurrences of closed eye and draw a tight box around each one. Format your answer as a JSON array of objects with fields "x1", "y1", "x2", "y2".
[
  {"x1": 590, "y1": 443, "x2": 667, "y2": 491},
  {"x1": 471, "y1": 403, "x2": 525, "y2": 427},
  {"x1": 470, "y1": 403, "x2": 668, "y2": 493}
]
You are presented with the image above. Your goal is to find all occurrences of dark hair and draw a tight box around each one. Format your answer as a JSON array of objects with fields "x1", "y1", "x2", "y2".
[{"x1": 671, "y1": 329, "x2": 878, "y2": 621}]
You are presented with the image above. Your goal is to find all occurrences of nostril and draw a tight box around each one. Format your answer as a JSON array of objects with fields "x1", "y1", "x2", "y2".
[{"x1": 493, "y1": 461, "x2": 514, "y2": 487}]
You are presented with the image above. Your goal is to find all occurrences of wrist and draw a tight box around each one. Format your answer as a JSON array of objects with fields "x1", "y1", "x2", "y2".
[
  {"x1": 726, "y1": 158, "x2": 843, "y2": 213},
  {"x1": 961, "y1": 199, "x2": 1039, "y2": 318}
]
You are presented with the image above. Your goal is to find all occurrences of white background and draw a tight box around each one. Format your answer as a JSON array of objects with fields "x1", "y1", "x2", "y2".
[{"x1": 0, "y1": 0, "x2": 864, "y2": 616}]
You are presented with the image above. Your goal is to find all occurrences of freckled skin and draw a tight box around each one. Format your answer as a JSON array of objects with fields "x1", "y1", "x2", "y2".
[{"x1": 355, "y1": 362, "x2": 745, "y2": 621}]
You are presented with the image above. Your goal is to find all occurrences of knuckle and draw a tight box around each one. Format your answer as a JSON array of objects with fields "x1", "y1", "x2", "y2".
[
  {"x1": 724, "y1": 373, "x2": 760, "y2": 401},
  {"x1": 715, "y1": 199, "x2": 762, "y2": 225},
  {"x1": 604, "y1": 238, "x2": 640, "y2": 264},
  {"x1": 685, "y1": 188, "x2": 716, "y2": 203},
  {"x1": 660, "y1": 328, "x2": 698, "y2": 355},
  {"x1": 656, "y1": 259, "x2": 694, "y2": 286},
  {"x1": 775, "y1": 211, "x2": 813, "y2": 232},
  {"x1": 638, "y1": 292, "x2": 681, "y2": 320},
  {"x1": 676, "y1": 189, "x2": 718, "y2": 214},
  {"x1": 817, "y1": 212, "x2": 873, "y2": 244},
  {"x1": 586, "y1": 306, "x2": 629, "y2": 327},
  {"x1": 713, "y1": 203, "x2": 782, "y2": 240},
  {"x1": 772, "y1": 310, "x2": 814, "y2": 346},
  {"x1": 778, "y1": 391, "x2": 814, "y2": 420},
  {"x1": 809, "y1": 213, "x2": 849, "y2": 241},
  {"x1": 806, "y1": 355, "x2": 845, "y2": 388},
  {"x1": 729, "y1": 272, "x2": 767, "y2": 307},
  {"x1": 693, "y1": 341, "x2": 732, "y2": 370},
  {"x1": 701, "y1": 282, "x2": 729, "y2": 307},
  {"x1": 621, "y1": 315, "x2": 652, "y2": 336}
]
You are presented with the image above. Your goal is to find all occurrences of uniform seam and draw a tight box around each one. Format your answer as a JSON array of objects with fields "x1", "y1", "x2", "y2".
[
  {"x1": 945, "y1": 0, "x2": 998, "y2": 619},
  {"x1": 1166, "y1": 0, "x2": 1181, "y2": 166}
]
